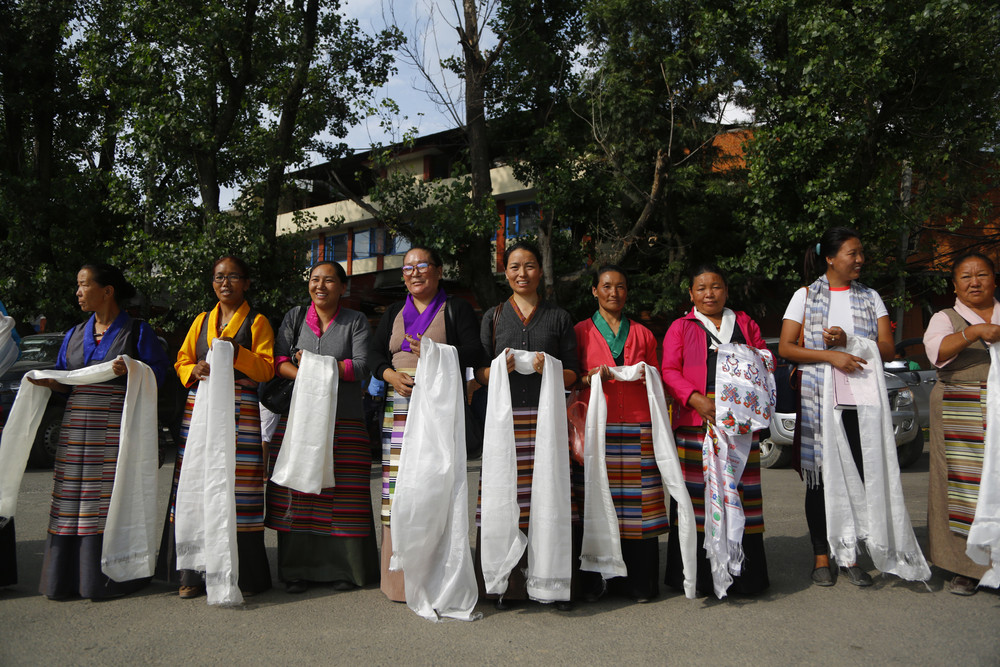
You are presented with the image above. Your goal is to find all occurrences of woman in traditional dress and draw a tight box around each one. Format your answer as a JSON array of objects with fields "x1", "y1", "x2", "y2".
[
  {"x1": 30, "y1": 263, "x2": 168, "y2": 599},
  {"x1": 156, "y1": 256, "x2": 275, "y2": 598},
  {"x1": 575, "y1": 265, "x2": 667, "y2": 602},
  {"x1": 661, "y1": 263, "x2": 770, "y2": 597},
  {"x1": 923, "y1": 252, "x2": 1000, "y2": 595},
  {"x1": 368, "y1": 246, "x2": 481, "y2": 601},
  {"x1": 265, "y1": 260, "x2": 379, "y2": 594},
  {"x1": 473, "y1": 240, "x2": 580, "y2": 610},
  {"x1": 778, "y1": 227, "x2": 894, "y2": 587}
]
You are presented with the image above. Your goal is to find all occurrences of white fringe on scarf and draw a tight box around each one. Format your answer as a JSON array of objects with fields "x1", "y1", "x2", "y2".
[
  {"x1": 480, "y1": 349, "x2": 571, "y2": 603},
  {"x1": 389, "y1": 338, "x2": 481, "y2": 621},
  {"x1": 174, "y1": 341, "x2": 243, "y2": 606},
  {"x1": 822, "y1": 336, "x2": 930, "y2": 581},
  {"x1": 580, "y1": 363, "x2": 697, "y2": 599},
  {"x1": 0, "y1": 356, "x2": 159, "y2": 581}
]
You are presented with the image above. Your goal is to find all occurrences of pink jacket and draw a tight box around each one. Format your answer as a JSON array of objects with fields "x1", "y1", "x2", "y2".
[
  {"x1": 575, "y1": 318, "x2": 659, "y2": 423},
  {"x1": 661, "y1": 309, "x2": 766, "y2": 429}
]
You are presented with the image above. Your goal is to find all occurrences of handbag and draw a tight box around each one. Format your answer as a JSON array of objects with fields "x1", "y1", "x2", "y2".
[{"x1": 258, "y1": 306, "x2": 308, "y2": 415}]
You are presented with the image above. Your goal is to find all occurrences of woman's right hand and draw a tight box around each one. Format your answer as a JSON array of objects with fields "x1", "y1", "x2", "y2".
[
  {"x1": 688, "y1": 392, "x2": 715, "y2": 423},
  {"x1": 828, "y1": 351, "x2": 867, "y2": 373},
  {"x1": 386, "y1": 369, "x2": 415, "y2": 398},
  {"x1": 968, "y1": 323, "x2": 1000, "y2": 344},
  {"x1": 584, "y1": 365, "x2": 612, "y2": 386},
  {"x1": 27, "y1": 377, "x2": 69, "y2": 393},
  {"x1": 191, "y1": 360, "x2": 211, "y2": 382}
]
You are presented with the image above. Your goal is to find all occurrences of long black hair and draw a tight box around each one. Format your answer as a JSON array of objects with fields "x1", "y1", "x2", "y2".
[{"x1": 803, "y1": 227, "x2": 860, "y2": 278}]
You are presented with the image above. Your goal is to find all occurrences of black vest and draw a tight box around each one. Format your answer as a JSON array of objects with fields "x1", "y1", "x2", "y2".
[
  {"x1": 195, "y1": 307, "x2": 259, "y2": 381},
  {"x1": 63, "y1": 317, "x2": 141, "y2": 384}
]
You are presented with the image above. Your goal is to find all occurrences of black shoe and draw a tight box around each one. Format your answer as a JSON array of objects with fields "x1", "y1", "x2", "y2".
[
  {"x1": 841, "y1": 565, "x2": 873, "y2": 587},
  {"x1": 494, "y1": 597, "x2": 510, "y2": 611},
  {"x1": 948, "y1": 575, "x2": 979, "y2": 596},
  {"x1": 555, "y1": 601, "x2": 574, "y2": 612},
  {"x1": 332, "y1": 580, "x2": 358, "y2": 592},
  {"x1": 285, "y1": 580, "x2": 307, "y2": 594},
  {"x1": 811, "y1": 566, "x2": 834, "y2": 587}
]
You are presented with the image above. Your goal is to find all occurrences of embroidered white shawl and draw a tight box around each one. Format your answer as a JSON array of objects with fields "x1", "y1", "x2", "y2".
[
  {"x1": 174, "y1": 341, "x2": 243, "y2": 605},
  {"x1": 580, "y1": 363, "x2": 697, "y2": 599},
  {"x1": 704, "y1": 343, "x2": 776, "y2": 597},
  {"x1": 0, "y1": 316, "x2": 17, "y2": 376},
  {"x1": 0, "y1": 356, "x2": 159, "y2": 581},
  {"x1": 965, "y1": 344, "x2": 1000, "y2": 588},
  {"x1": 389, "y1": 338, "x2": 480, "y2": 621},
  {"x1": 822, "y1": 336, "x2": 930, "y2": 581},
  {"x1": 480, "y1": 349, "x2": 571, "y2": 603},
  {"x1": 271, "y1": 349, "x2": 338, "y2": 494}
]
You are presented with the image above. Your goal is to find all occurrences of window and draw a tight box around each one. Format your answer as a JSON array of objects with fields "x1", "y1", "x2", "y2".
[
  {"x1": 325, "y1": 234, "x2": 348, "y2": 262},
  {"x1": 505, "y1": 202, "x2": 541, "y2": 239},
  {"x1": 353, "y1": 228, "x2": 372, "y2": 259},
  {"x1": 390, "y1": 232, "x2": 412, "y2": 255},
  {"x1": 306, "y1": 238, "x2": 320, "y2": 267}
]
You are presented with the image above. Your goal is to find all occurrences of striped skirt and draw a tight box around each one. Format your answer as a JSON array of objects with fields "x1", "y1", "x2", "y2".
[
  {"x1": 941, "y1": 382, "x2": 987, "y2": 536},
  {"x1": 266, "y1": 417, "x2": 375, "y2": 537},
  {"x1": 380, "y1": 379, "x2": 412, "y2": 525},
  {"x1": 476, "y1": 407, "x2": 578, "y2": 528},
  {"x1": 48, "y1": 383, "x2": 125, "y2": 536},
  {"x1": 167, "y1": 385, "x2": 266, "y2": 530},
  {"x1": 596, "y1": 422, "x2": 668, "y2": 539},
  {"x1": 673, "y1": 425, "x2": 764, "y2": 535}
]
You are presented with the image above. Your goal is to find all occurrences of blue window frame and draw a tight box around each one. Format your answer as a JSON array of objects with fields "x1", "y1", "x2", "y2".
[
  {"x1": 306, "y1": 238, "x2": 320, "y2": 267},
  {"x1": 505, "y1": 202, "x2": 541, "y2": 239},
  {"x1": 353, "y1": 228, "x2": 372, "y2": 259},
  {"x1": 325, "y1": 234, "x2": 348, "y2": 262}
]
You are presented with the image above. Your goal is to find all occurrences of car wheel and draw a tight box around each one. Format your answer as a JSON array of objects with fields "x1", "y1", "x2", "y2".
[
  {"x1": 897, "y1": 429, "x2": 924, "y2": 469},
  {"x1": 759, "y1": 434, "x2": 793, "y2": 469},
  {"x1": 29, "y1": 406, "x2": 63, "y2": 468}
]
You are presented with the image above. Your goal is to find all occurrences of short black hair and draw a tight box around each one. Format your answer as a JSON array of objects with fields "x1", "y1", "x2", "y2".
[
  {"x1": 591, "y1": 264, "x2": 628, "y2": 288},
  {"x1": 212, "y1": 255, "x2": 250, "y2": 280},
  {"x1": 309, "y1": 260, "x2": 348, "y2": 284},
  {"x1": 952, "y1": 251, "x2": 996, "y2": 277},
  {"x1": 80, "y1": 263, "x2": 137, "y2": 304},
  {"x1": 689, "y1": 262, "x2": 727, "y2": 287},
  {"x1": 503, "y1": 240, "x2": 542, "y2": 268},
  {"x1": 405, "y1": 245, "x2": 443, "y2": 267}
]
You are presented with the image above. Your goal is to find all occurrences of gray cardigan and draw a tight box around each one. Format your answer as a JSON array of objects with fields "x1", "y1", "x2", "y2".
[{"x1": 275, "y1": 305, "x2": 370, "y2": 420}]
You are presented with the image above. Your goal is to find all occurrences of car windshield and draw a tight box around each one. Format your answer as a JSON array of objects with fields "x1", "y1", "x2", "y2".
[{"x1": 19, "y1": 337, "x2": 63, "y2": 363}]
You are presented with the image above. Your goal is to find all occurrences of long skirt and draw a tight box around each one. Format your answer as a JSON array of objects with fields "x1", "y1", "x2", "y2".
[
  {"x1": 155, "y1": 384, "x2": 272, "y2": 595},
  {"x1": 0, "y1": 519, "x2": 16, "y2": 587},
  {"x1": 473, "y1": 407, "x2": 581, "y2": 602},
  {"x1": 265, "y1": 416, "x2": 378, "y2": 585},
  {"x1": 664, "y1": 423, "x2": 769, "y2": 597},
  {"x1": 928, "y1": 381, "x2": 990, "y2": 579},
  {"x1": 577, "y1": 422, "x2": 668, "y2": 600},
  {"x1": 379, "y1": 383, "x2": 410, "y2": 600},
  {"x1": 40, "y1": 383, "x2": 149, "y2": 599}
]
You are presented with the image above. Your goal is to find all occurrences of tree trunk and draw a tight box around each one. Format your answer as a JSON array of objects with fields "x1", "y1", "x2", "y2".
[{"x1": 894, "y1": 160, "x2": 913, "y2": 344}]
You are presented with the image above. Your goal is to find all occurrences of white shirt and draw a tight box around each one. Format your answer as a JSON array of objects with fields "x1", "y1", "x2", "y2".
[{"x1": 783, "y1": 286, "x2": 888, "y2": 336}]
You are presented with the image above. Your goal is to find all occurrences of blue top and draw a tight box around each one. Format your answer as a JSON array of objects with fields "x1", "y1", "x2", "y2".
[{"x1": 55, "y1": 310, "x2": 169, "y2": 387}]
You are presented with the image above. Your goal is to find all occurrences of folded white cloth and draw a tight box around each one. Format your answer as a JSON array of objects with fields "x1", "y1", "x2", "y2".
[
  {"x1": 0, "y1": 356, "x2": 159, "y2": 581},
  {"x1": 389, "y1": 338, "x2": 480, "y2": 621},
  {"x1": 581, "y1": 363, "x2": 697, "y2": 599},
  {"x1": 271, "y1": 349, "x2": 338, "y2": 494},
  {"x1": 480, "y1": 349, "x2": 571, "y2": 602},
  {"x1": 966, "y1": 345, "x2": 1000, "y2": 588},
  {"x1": 174, "y1": 341, "x2": 242, "y2": 605},
  {"x1": 822, "y1": 336, "x2": 930, "y2": 581}
]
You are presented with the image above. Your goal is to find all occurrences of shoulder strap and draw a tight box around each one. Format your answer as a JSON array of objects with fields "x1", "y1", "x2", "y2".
[{"x1": 690, "y1": 318, "x2": 723, "y2": 347}]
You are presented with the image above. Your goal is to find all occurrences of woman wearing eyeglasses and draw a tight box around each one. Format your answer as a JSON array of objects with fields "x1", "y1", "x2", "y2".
[
  {"x1": 368, "y1": 245, "x2": 481, "y2": 601},
  {"x1": 156, "y1": 256, "x2": 276, "y2": 599}
]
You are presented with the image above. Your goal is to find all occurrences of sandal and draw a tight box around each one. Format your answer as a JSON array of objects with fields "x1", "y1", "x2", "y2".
[{"x1": 179, "y1": 585, "x2": 203, "y2": 599}]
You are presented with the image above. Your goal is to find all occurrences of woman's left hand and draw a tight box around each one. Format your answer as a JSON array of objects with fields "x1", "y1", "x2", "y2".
[
  {"x1": 532, "y1": 352, "x2": 545, "y2": 374},
  {"x1": 404, "y1": 334, "x2": 421, "y2": 357},
  {"x1": 823, "y1": 326, "x2": 846, "y2": 348},
  {"x1": 111, "y1": 356, "x2": 128, "y2": 376}
]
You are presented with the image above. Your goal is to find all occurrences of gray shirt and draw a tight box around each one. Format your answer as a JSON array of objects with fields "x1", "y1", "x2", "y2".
[
  {"x1": 480, "y1": 299, "x2": 578, "y2": 408},
  {"x1": 276, "y1": 305, "x2": 370, "y2": 420}
]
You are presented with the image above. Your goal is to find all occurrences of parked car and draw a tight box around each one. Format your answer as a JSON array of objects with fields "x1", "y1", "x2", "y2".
[
  {"x1": 884, "y1": 337, "x2": 936, "y2": 431},
  {"x1": 758, "y1": 339, "x2": 923, "y2": 469},
  {"x1": 0, "y1": 333, "x2": 68, "y2": 467},
  {"x1": 0, "y1": 332, "x2": 183, "y2": 468}
]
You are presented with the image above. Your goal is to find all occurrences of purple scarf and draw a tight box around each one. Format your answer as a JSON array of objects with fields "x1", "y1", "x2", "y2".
[{"x1": 401, "y1": 289, "x2": 447, "y2": 352}]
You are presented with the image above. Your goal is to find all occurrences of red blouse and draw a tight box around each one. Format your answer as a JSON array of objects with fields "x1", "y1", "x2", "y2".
[{"x1": 574, "y1": 317, "x2": 659, "y2": 423}]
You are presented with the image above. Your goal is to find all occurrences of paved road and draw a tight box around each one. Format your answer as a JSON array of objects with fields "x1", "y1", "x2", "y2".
[{"x1": 1, "y1": 447, "x2": 997, "y2": 666}]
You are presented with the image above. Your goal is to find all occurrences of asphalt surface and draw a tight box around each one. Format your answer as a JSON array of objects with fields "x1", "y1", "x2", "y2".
[{"x1": 2, "y1": 445, "x2": 998, "y2": 666}]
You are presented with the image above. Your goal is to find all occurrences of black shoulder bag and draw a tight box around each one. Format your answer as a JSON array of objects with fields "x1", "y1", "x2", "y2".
[{"x1": 259, "y1": 306, "x2": 308, "y2": 415}]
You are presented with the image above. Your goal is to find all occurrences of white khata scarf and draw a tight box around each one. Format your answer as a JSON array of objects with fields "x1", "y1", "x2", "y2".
[
  {"x1": 389, "y1": 338, "x2": 481, "y2": 621},
  {"x1": 271, "y1": 349, "x2": 338, "y2": 494},
  {"x1": 705, "y1": 343, "x2": 775, "y2": 598},
  {"x1": 0, "y1": 356, "x2": 159, "y2": 581},
  {"x1": 966, "y1": 344, "x2": 1000, "y2": 589},
  {"x1": 692, "y1": 307, "x2": 736, "y2": 350},
  {"x1": 822, "y1": 336, "x2": 930, "y2": 581},
  {"x1": 174, "y1": 341, "x2": 243, "y2": 606},
  {"x1": 480, "y1": 349, "x2": 571, "y2": 603},
  {"x1": 580, "y1": 363, "x2": 697, "y2": 599}
]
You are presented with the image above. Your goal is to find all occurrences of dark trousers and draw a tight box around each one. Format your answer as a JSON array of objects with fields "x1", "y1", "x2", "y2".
[{"x1": 804, "y1": 409, "x2": 864, "y2": 556}]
